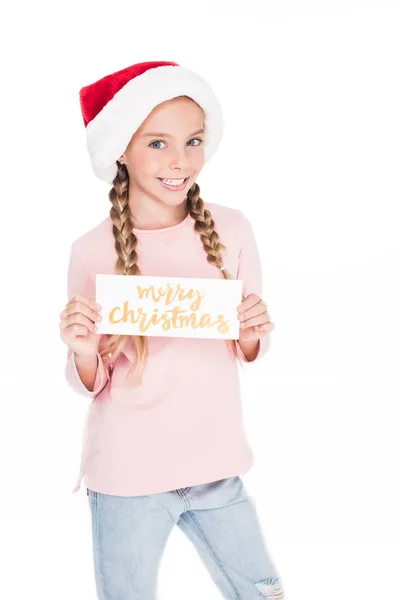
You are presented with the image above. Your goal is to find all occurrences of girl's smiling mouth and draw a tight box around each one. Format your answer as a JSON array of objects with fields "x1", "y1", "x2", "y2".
[{"x1": 157, "y1": 177, "x2": 189, "y2": 191}]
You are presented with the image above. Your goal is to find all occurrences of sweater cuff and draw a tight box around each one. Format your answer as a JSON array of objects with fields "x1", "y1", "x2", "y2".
[{"x1": 65, "y1": 351, "x2": 109, "y2": 398}]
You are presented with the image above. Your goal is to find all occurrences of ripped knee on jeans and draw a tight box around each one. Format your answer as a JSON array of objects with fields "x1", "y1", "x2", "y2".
[{"x1": 255, "y1": 576, "x2": 284, "y2": 599}]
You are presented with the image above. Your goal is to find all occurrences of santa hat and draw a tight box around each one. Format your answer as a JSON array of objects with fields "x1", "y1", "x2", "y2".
[{"x1": 79, "y1": 61, "x2": 224, "y2": 184}]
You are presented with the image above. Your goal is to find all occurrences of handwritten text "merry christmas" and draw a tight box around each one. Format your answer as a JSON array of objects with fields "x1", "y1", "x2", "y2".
[{"x1": 107, "y1": 282, "x2": 230, "y2": 334}]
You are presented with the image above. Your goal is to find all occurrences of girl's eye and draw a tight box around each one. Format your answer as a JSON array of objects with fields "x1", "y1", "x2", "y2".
[
  {"x1": 149, "y1": 138, "x2": 203, "y2": 149},
  {"x1": 149, "y1": 140, "x2": 166, "y2": 149},
  {"x1": 187, "y1": 138, "x2": 203, "y2": 146}
]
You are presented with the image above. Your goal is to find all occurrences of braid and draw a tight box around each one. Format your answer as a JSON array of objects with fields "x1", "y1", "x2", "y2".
[
  {"x1": 98, "y1": 160, "x2": 148, "y2": 383},
  {"x1": 186, "y1": 182, "x2": 244, "y2": 360}
]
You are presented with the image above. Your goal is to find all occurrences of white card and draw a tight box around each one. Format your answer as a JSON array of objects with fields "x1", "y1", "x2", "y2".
[{"x1": 94, "y1": 274, "x2": 243, "y2": 340}]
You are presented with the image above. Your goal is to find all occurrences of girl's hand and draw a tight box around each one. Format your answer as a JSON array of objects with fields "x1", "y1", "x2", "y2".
[
  {"x1": 59, "y1": 294, "x2": 102, "y2": 358},
  {"x1": 237, "y1": 294, "x2": 275, "y2": 342}
]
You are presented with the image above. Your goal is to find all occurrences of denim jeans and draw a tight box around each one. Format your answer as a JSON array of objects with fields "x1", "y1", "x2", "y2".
[{"x1": 86, "y1": 475, "x2": 284, "y2": 599}]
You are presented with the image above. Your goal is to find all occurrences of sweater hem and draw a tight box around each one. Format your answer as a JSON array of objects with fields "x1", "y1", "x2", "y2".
[{"x1": 76, "y1": 454, "x2": 255, "y2": 497}]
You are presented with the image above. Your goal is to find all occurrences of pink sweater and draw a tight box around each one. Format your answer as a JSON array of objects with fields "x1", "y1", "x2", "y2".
[{"x1": 66, "y1": 202, "x2": 271, "y2": 496}]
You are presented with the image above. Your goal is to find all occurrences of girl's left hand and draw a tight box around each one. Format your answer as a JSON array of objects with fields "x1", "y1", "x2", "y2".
[{"x1": 237, "y1": 294, "x2": 275, "y2": 342}]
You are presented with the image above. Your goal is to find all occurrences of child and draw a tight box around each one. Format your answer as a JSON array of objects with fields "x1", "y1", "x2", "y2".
[{"x1": 60, "y1": 61, "x2": 284, "y2": 599}]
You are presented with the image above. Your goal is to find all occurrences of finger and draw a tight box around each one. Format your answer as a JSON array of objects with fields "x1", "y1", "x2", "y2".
[
  {"x1": 255, "y1": 322, "x2": 275, "y2": 332},
  {"x1": 67, "y1": 323, "x2": 92, "y2": 342},
  {"x1": 60, "y1": 299, "x2": 102, "y2": 324},
  {"x1": 238, "y1": 301, "x2": 269, "y2": 322},
  {"x1": 59, "y1": 312, "x2": 99, "y2": 334},
  {"x1": 240, "y1": 312, "x2": 271, "y2": 329},
  {"x1": 237, "y1": 293, "x2": 261, "y2": 314},
  {"x1": 238, "y1": 303, "x2": 268, "y2": 323},
  {"x1": 66, "y1": 294, "x2": 100, "y2": 311}
]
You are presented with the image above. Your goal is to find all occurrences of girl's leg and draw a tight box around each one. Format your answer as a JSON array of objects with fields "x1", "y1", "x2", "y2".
[
  {"x1": 175, "y1": 476, "x2": 284, "y2": 599},
  {"x1": 86, "y1": 488, "x2": 175, "y2": 600}
]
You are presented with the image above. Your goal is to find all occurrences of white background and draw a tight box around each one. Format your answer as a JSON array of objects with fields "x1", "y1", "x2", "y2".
[{"x1": 1, "y1": 1, "x2": 399, "y2": 598}]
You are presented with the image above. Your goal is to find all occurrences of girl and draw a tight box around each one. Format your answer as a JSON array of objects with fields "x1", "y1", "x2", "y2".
[{"x1": 59, "y1": 61, "x2": 284, "y2": 599}]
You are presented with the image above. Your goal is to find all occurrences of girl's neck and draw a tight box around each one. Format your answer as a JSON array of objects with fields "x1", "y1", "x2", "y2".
[{"x1": 128, "y1": 201, "x2": 189, "y2": 231}]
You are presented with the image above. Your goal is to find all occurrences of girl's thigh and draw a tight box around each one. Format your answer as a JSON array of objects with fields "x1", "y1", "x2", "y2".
[
  {"x1": 176, "y1": 477, "x2": 284, "y2": 599},
  {"x1": 87, "y1": 488, "x2": 175, "y2": 599}
]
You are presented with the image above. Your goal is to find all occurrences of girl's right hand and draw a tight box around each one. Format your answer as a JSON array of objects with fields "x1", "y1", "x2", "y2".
[{"x1": 59, "y1": 294, "x2": 102, "y2": 358}]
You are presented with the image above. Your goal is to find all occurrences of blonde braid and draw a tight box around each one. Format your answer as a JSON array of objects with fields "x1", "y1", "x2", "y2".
[
  {"x1": 98, "y1": 160, "x2": 148, "y2": 383},
  {"x1": 186, "y1": 182, "x2": 244, "y2": 360}
]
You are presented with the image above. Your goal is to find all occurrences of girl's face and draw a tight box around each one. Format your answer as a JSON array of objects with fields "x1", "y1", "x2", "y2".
[{"x1": 120, "y1": 96, "x2": 205, "y2": 210}]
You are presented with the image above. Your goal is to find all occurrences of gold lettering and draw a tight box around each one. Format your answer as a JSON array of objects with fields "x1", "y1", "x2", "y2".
[
  {"x1": 136, "y1": 282, "x2": 205, "y2": 311},
  {"x1": 199, "y1": 313, "x2": 212, "y2": 328},
  {"x1": 217, "y1": 315, "x2": 230, "y2": 334},
  {"x1": 109, "y1": 306, "x2": 122, "y2": 323},
  {"x1": 121, "y1": 301, "x2": 144, "y2": 324},
  {"x1": 136, "y1": 286, "x2": 157, "y2": 302},
  {"x1": 107, "y1": 282, "x2": 231, "y2": 336}
]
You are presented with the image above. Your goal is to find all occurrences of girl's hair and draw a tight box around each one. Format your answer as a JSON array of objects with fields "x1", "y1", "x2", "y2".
[{"x1": 99, "y1": 97, "x2": 245, "y2": 384}]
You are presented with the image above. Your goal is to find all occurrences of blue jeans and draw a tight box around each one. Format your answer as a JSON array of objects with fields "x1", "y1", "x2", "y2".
[{"x1": 87, "y1": 475, "x2": 284, "y2": 599}]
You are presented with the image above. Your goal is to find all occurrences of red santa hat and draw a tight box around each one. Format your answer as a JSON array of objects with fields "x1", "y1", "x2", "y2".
[{"x1": 79, "y1": 60, "x2": 224, "y2": 184}]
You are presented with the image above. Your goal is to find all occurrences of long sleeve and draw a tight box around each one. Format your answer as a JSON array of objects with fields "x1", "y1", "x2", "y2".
[
  {"x1": 64, "y1": 241, "x2": 110, "y2": 398},
  {"x1": 234, "y1": 210, "x2": 271, "y2": 363}
]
